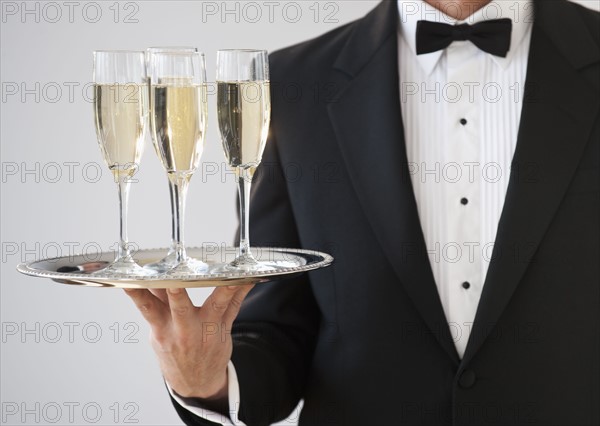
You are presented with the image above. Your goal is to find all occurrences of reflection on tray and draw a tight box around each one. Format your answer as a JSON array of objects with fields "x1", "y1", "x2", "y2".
[{"x1": 57, "y1": 262, "x2": 110, "y2": 274}]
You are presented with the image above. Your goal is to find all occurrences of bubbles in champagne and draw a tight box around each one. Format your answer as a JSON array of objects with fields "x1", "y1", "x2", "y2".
[
  {"x1": 150, "y1": 83, "x2": 208, "y2": 177},
  {"x1": 217, "y1": 81, "x2": 271, "y2": 170},
  {"x1": 93, "y1": 83, "x2": 147, "y2": 180}
]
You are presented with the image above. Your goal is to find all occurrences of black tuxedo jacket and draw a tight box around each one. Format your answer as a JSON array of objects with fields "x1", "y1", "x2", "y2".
[{"x1": 173, "y1": 1, "x2": 599, "y2": 424}]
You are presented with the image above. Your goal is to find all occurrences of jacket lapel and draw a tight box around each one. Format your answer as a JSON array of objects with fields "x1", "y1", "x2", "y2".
[
  {"x1": 327, "y1": 1, "x2": 460, "y2": 364},
  {"x1": 461, "y1": 0, "x2": 600, "y2": 365}
]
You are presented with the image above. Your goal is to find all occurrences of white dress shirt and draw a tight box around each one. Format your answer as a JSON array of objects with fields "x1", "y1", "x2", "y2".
[
  {"x1": 398, "y1": 0, "x2": 531, "y2": 357},
  {"x1": 172, "y1": 0, "x2": 533, "y2": 423},
  {"x1": 167, "y1": 361, "x2": 244, "y2": 425}
]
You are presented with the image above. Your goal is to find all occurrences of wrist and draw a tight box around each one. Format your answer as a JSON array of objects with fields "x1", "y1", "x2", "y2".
[
  {"x1": 169, "y1": 369, "x2": 228, "y2": 400},
  {"x1": 187, "y1": 371, "x2": 229, "y2": 416},
  {"x1": 190, "y1": 370, "x2": 228, "y2": 401}
]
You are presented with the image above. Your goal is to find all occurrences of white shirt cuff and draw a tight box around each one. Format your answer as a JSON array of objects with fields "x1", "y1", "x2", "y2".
[{"x1": 166, "y1": 361, "x2": 245, "y2": 425}]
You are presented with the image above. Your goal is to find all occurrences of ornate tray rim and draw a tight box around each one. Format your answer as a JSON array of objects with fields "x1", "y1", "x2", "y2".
[{"x1": 16, "y1": 246, "x2": 333, "y2": 288}]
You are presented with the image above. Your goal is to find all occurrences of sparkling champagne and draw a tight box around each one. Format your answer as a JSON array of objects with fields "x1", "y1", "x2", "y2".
[
  {"x1": 151, "y1": 83, "x2": 207, "y2": 175},
  {"x1": 93, "y1": 83, "x2": 147, "y2": 179},
  {"x1": 217, "y1": 81, "x2": 271, "y2": 171}
]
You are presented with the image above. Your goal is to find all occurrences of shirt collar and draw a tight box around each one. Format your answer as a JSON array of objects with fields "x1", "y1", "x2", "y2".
[{"x1": 397, "y1": 0, "x2": 533, "y2": 75}]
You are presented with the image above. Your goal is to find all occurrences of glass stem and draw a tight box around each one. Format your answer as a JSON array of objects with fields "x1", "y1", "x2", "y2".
[
  {"x1": 167, "y1": 179, "x2": 177, "y2": 251},
  {"x1": 237, "y1": 168, "x2": 252, "y2": 259},
  {"x1": 116, "y1": 176, "x2": 132, "y2": 261},
  {"x1": 172, "y1": 174, "x2": 190, "y2": 264}
]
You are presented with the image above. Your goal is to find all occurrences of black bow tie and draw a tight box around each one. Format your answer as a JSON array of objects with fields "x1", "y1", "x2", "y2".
[{"x1": 416, "y1": 18, "x2": 512, "y2": 57}]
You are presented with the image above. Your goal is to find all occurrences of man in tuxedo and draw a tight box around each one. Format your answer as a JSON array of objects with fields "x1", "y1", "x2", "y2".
[{"x1": 126, "y1": 0, "x2": 599, "y2": 424}]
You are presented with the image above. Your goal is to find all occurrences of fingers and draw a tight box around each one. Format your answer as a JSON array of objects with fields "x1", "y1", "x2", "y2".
[
  {"x1": 124, "y1": 289, "x2": 169, "y2": 328},
  {"x1": 166, "y1": 288, "x2": 196, "y2": 332},
  {"x1": 223, "y1": 285, "x2": 255, "y2": 325},
  {"x1": 200, "y1": 286, "x2": 238, "y2": 323},
  {"x1": 201, "y1": 285, "x2": 254, "y2": 325},
  {"x1": 150, "y1": 288, "x2": 169, "y2": 305},
  {"x1": 126, "y1": 284, "x2": 253, "y2": 335}
]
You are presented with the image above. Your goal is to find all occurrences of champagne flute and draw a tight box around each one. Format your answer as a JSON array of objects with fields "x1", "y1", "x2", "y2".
[
  {"x1": 216, "y1": 49, "x2": 271, "y2": 271},
  {"x1": 143, "y1": 47, "x2": 198, "y2": 273},
  {"x1": 93, "y1": 50, "x2": 151, "y2": 275},
  {"x1": 149, "y1": 51, "x2": 208, "y2": 274}
]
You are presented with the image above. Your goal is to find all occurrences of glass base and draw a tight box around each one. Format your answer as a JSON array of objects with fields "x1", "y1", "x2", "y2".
[
  {"x1": 143, "y1": 249, "x2": 178, "y2": 274},
  {"x1": 213, "y1": 254, "x2": 278, "y2": 273},
  {"x1": 93, "y1": 255, "x2": 156, "y2": 276},
  {"x1": 165, "y1": 257, "x2": 209, "y2": 276}
]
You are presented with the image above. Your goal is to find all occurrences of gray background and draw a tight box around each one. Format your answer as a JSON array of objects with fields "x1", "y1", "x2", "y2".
[{"x1": 1, "y1": 1, "x2": 597, "y2": 425}]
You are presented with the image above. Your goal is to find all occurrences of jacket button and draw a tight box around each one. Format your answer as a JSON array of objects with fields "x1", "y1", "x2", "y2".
[{"x1": 459, "y1": 369, "x2": 476, "y2": 388}]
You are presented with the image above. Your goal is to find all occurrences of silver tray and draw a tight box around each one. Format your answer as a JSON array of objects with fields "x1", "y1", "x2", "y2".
[{"x1": 16, "y1": 247, "x2": 333, "y2": 288}]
